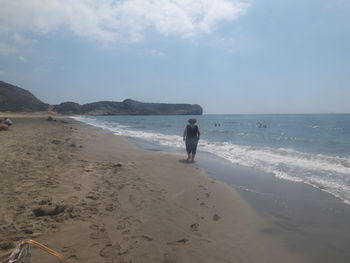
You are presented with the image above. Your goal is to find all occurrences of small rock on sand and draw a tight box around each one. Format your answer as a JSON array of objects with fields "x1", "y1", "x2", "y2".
[
  {"x1": 33, "y1": 205, "x2": 65, "y2": 217},
  {"x1": 213, "y1": 214, "x2": 220, "y2": 221}
]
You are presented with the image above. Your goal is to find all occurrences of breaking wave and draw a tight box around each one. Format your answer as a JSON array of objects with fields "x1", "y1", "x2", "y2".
[{"x1": 72, "y1": 116, "x2": 350, "y2": 204}]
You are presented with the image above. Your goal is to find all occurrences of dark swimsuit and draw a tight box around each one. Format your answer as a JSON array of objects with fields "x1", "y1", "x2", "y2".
[{"x1": 185, "y1": 124, "x2": 199, "y2": 154}]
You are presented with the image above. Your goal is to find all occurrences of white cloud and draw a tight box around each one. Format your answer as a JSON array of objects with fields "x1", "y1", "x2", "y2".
[
  {"x1": 0, "y1": 42, "x2": 18, "y2": 55},
  {"x1": 0, "y1": 0, "x2": 250, "y2": 43},
  {"x1": 10, "y1": 33, "x2": 37, "y2": 45},
  {"x1": 149, "y1": 49, "x2": 165, "y2": 56},
  {"x1": 18, "y1": 55, "x2": 28, "y2": 63}
]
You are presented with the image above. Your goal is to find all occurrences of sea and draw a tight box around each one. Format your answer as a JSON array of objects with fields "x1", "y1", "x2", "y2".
[{"x1": 72, "y1": 114, "x2": 350, "y2": 205}]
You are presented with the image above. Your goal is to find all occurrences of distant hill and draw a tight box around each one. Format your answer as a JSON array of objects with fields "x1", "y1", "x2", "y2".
[
  {"x1": 0, "y1": 81, "x2": 49, "y2": 112},
  {"x1": 0, "y1": 80, "x2": 203, "y2": 115},
  {"x1": 53, "y1": 99, "x2": 203, "y2": 115},
  {"x1": 51, "y1": 101, "x2": 81, "y2": 114}
]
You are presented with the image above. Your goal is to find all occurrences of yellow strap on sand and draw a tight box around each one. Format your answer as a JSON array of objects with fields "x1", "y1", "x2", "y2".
[{"x1": 21, "y1": 240, "x2": 68, "y2": 263}]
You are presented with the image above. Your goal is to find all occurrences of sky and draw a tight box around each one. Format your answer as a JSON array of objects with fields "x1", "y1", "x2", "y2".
[{"x1": 0, "y1": 0, "x2": 350, "y2": 114}]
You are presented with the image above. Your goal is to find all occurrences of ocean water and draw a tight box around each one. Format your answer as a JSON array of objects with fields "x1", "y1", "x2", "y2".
[{"x1": 72, "y1": 114, "x2": 350, "y2": 204}]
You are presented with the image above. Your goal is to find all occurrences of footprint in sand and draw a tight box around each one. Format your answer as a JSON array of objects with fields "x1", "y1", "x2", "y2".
[
  {"x1": 149, "y1": 189, "x2": 166, "y2": 201},
  {"x1": 118, "y1": 184, "x2": 126, "y2": 190},
  {"x1": 120, "y1": 216, "x2": 143, "y2": 230},
  {"x1": 167, "y1": 238, "x2": 189, "y2": 245},
  {"x1": 109, "y1": 192, "x2": 120, "y2": 203},
  {"x1": 89, "y1": 224, "x2": 106, "y2": 240},
  {"x1": 105, "y1": 203, "x2": 116, "y2": 212},
  {"x1": 130, "y1": 235, "x2": 153, "y2": 241},
  {"x1": 190, "y1": 223, "x2": 199, "y2": 231},
  {"x1": 122, "y1": 230, "x2": 131, "y2": 235},
  {"x1": 213, "y1": 214, "x2": 220, "y2": 221},
  {"x1": 69, "y1": 196, "x2": 79, "y2": 202},
  {"x1": 86, "y1": 194, "x2": 99, "y2": 200},
  {"x1": 90, "y1": 232, "x2": 106, "y2": 240},
  {"x1": 99, "y1": 244, "x2": 125, "y2": 258},
  {"x1": 163, "y1": 253, "x2": 177, "y2": 263},
  {"x1": 61, "y1": 245, "x2": 76, "y2": 253},
  {"x1": 66, "y1": 255, "x2": 79, "y2": 261},
  {"x1": 199, "y1": 185, "x2": 208, "y2": 190},
  {"x1": 128, "y1": 194, "x2": 143, "y2": 210},
  {"x1": 116, "y1": 222, "x2": 126, "y2": 230},
  {"x1": 102, "y1": 179, "x2": 113, "y2": 189}
]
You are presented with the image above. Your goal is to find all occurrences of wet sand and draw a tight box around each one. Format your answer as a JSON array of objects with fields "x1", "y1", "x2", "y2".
[
  {"x1": 198, "y1": 153, "x2": 350, "y2": 263},
  {"x1": 0, "y1": 117, "x2": 307, "y2": 262},
  {"x1": 126, "y1": 129, "x2": 350, "y2": 263}
]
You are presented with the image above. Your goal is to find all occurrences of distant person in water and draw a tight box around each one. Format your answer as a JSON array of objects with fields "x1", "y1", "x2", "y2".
[
  {"x1": 257, "y1": 122, "x2": 267, "y2": 128},
  {"x1": 183, "y1": 118, "x2": 200, "y2": 162}
]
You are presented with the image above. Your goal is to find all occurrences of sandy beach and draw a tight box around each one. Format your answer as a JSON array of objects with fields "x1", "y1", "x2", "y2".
[
  {"x1": 0, "y1": 116, "x2": 309, "y2": 262},
  {"x1": 2, "y1": 1, "x2": 349, "y2": 262}
]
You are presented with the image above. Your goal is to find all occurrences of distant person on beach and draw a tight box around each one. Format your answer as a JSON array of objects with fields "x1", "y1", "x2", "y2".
[
  {"x1": 0, "y1": 120, "x2": 9, "y2": 131},
  {"x1": 183, "y1": 118, "x2": 200, "y2": 162},
  {"x1": 4, "y1": 117, "x2": 13, "y2": 126}
]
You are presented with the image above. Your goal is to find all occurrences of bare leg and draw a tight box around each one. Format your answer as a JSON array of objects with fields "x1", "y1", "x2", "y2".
[
  {"x1": 191, "y1": 154, "x2": 195, "y2": 162},
  {"x1": 187, "y1": 153, "x2": 191, "y2": 161}
]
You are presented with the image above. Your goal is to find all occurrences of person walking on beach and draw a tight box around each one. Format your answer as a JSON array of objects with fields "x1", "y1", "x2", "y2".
[{"x1": 183, "y1": 118, "x2": 200, "y2": 162}]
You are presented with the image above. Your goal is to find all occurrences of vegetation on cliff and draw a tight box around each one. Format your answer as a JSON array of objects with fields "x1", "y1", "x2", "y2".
[{"x1": 0, "y1": 81, "x2": 49, "y2": 112}]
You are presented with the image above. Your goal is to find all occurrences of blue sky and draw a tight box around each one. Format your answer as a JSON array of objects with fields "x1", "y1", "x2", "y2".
[{"x1": 0, "y1": 0, "x2": 349, "y2": 114}]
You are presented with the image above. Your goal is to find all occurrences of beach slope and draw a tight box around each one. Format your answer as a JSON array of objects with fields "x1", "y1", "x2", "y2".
[{"x1": 0, "y1": 117, "x2": 306, "y2": 262}]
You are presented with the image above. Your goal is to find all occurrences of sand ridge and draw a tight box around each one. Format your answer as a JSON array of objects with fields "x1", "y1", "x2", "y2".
[{"x1": 0, "y1": 117, "x2": 307, "y2": 262}]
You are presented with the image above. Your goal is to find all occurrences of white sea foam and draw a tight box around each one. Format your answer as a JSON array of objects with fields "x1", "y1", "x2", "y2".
[{"x1": 72, "y1": 116, "x2": 350, "y2": 204}]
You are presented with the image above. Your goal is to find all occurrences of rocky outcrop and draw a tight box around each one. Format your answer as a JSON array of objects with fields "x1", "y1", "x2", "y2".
[
  {"x1": 78, "y1": 101, "x2": 126, "y2": 115},
  {"x1": 0, "y1": 80, "x2": 203, "y2": 115},
  {"x1": 53, "y1": 99, "x2": 203, "y2": 115},
  {"x1": 51, "y1": 102, "x2": 81, "y2": 114},
  {"x1": 122, "y1": 99, "x2": 203, "y2": 115},
  {"x1": 0, "y1": 81, "x2": 49, "y2": 112}
]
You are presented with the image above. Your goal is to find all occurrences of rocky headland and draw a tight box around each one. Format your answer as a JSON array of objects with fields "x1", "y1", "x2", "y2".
[{"x1": 0, "y1": 80, "x2": 203, "y2": 115}]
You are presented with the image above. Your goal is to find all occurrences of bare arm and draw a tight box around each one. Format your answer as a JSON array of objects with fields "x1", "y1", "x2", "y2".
[{"x1": 183, "y1": 127, "x2": 187, "y2": 141}]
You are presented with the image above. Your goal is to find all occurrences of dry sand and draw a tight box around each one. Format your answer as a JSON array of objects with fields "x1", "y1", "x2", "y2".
[{"x1": 0, "y1": 117, "x2": 308, "y2": 262}]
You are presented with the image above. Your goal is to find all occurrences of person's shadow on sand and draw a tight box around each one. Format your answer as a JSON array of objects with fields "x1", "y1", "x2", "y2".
[{"x1": 179, "y1": 159, "x2": 195, "y2": 164}]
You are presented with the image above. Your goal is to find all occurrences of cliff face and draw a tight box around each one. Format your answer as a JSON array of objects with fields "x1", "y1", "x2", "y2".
[
  {"x1": 51, "y1": 101, "x2": 81, "y2": 114},
  {"x1": 0, "y1": 80, "x2": 203, "y2": 115},
  {"x1": 121, "y1": 99, "x2": 203, "y2": 115},
  {"x1": 0, "y1": 81, "x2": 49, "y2": 112},
  {"x1": 53, "y1": 99, "x2": 203, "y2": 115}
]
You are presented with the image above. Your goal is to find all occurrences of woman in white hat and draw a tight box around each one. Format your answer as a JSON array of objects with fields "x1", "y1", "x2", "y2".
[{"x1": 183, "y1": 118, "x2": 201, "y2": 162}]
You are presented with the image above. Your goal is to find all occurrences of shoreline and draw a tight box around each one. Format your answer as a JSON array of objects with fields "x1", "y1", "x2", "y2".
[
  {"x1": 198, "y1": 153, "x2": 350, "y2": 263},
  {"x1": 0, "y1": 117, "x2": 308, "y2": 262},
  {"x1": 70, "y1": 114, "x2": 350, "y2": 206},
  {"x1": 125, "y1": 128, "x2": 350, "y2": 262}
]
